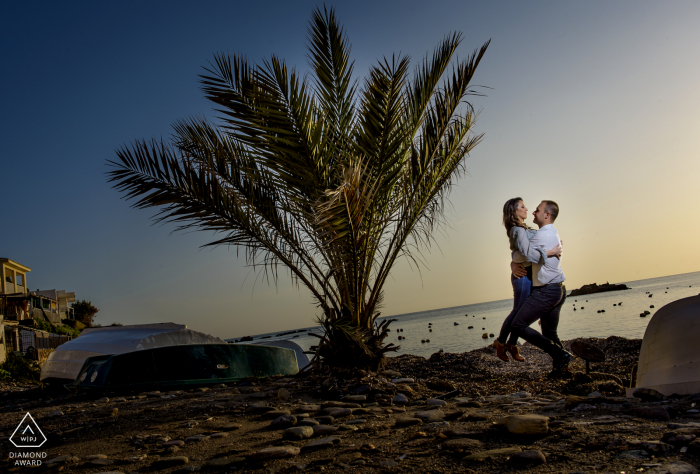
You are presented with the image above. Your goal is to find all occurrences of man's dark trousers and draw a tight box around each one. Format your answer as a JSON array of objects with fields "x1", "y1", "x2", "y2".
[{"x1": 510, "y1": 283, "x2": 567, "y2": 359}]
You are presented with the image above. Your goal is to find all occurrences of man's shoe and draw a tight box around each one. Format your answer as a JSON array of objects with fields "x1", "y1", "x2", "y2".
[
  {"x1": 505, "y1": 343, "x2": 526, "y2": 362},
  {"x1": 552, "y1": 350, "x2": 573, "y2": 372},
  {"x1": 492, "y1": 340, "x2": 510, "y2": 362}
]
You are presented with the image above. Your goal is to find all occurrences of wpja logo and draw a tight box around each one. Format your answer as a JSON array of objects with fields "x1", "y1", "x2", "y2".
[{"x1": 10, "y1": 413, "x2": 47, "y2": 448}]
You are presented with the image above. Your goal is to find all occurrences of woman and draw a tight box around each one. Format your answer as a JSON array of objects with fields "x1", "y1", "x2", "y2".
[{"x1": 493, "y1": 198, "x2": 561, "y2": 362}]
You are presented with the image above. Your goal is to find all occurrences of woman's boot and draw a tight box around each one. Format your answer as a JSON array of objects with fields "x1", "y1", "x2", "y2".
[
  {"x1": 505, "y1": 343, "x2": 526, "y2": 362},
  {"x1": 492, "y1": 340, "x2": 510, "y2": 362}
]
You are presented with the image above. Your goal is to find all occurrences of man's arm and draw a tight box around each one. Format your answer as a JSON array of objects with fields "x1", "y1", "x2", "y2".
[{"x1": 514, "y1": 228, "x2": 548, "y2": 264}]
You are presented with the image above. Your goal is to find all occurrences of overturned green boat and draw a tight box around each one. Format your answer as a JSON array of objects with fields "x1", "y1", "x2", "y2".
[{"x1": 68, "y1": 343, "x2": 299, "y2": 391}]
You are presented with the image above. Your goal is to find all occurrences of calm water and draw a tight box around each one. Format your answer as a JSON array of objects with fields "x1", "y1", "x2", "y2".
[{"x1": 228, "y1": 271, "x2": 700, "y2": 358}]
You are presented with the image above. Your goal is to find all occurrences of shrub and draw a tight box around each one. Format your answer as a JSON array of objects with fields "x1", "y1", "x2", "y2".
[{"x1": 0, "y1": 355, "x2": 41, "y2": 383}]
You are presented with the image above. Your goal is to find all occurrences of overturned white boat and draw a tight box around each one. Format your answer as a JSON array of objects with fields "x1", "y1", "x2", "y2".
[
  {"x1": 627, "y1": 295, "x2": 700, "y2": 397},
  {"x1": 40, "y1": 323, "x2": 224, "y2": 382}
]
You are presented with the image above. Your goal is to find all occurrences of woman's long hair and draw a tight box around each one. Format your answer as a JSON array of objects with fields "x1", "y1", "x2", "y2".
[{"x1": 503, "y1": 197, "x2": 530, "y2": 237}]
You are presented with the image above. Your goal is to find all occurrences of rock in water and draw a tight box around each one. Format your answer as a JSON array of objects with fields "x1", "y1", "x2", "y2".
[{"x1": 503, "y1": 415, "x2": 549, "y2": 434}]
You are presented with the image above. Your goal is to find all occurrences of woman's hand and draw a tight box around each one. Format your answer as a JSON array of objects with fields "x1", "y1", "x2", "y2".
[
  {"x1": 547, "y1": 243, "x2": 562, "y2": 259},
  {"x1": 511, "y1": 262, "x2": 527, "y2": 278}
]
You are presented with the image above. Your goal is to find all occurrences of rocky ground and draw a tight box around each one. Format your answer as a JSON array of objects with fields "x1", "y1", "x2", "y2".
[{"x1": 1, "y1": 336, "x2": 699, "y2": 474}]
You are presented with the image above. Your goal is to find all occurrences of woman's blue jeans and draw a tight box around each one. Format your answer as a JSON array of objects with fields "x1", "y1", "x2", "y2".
[{"x1": 497, "y1": 266, "x2": 532, "y2": 345}]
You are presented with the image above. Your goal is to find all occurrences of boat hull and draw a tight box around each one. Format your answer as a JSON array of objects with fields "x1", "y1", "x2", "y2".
[{"x1": 68, "y1": 343, "x2": 298, "y2": 391}]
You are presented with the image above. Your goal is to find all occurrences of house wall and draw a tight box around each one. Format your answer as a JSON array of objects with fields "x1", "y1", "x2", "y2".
[
  {"x1": 0, "y1": 323, "x2": 6, "y2": 365},
  {"x1": 1, "y1": 262, "x2": 28, "y2": 295}
]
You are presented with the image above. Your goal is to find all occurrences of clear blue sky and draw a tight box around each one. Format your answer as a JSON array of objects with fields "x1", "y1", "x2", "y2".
[{"x1": 3, "y1": 1, "x2": 699, "y2": 337}]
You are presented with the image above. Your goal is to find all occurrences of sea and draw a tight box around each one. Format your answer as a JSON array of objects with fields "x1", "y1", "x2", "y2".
[{"x1": 227, "y1": 271, "x2": 700, "y2": 359}]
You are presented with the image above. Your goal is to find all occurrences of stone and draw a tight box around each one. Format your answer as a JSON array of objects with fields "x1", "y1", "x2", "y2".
[
  {"x1": 391, "y1": 378, "x2": 414, "y2": 384},
  {"x1": 89, "y1": 459, "x2": 115, "y2": 466},
  {"x1": 631, "y1": 406, "x2": 670, "y2": 421},
  {"x1": 345, "y1": 419, "x2": 366, "y2": 425},
  {"x1": 206, "y1": 457, "x2": 244, "y2": 467},
  {"x1": 270, "y1": 414, "x2": 297, "y2": 428},
  {"x1": 163, "y1": 440, "x2": 185, "y2": 447},
  {"x1": 221, "y1": 423, "x2": 242, "y2": 431},
  {"x1": 393, "y1": 393, "x2": 408, "y2": 405},
  {"x1": 443, "y1": 410, "x2": 463, "y2": 421},
  {"x1": 443, "y1": 428, "x2": 481, "y2": 437},
  {"x1": 337, "y1": 424, "x2": 358, "y2": 432},
  {"x1": 284, "y1": 426, "x2": 314, "y2": 440},
  {"x1": 266, "y1": 409, "x2": 292, "y2": 418},
  {"x1": 278, "y1": 388, "x2": 291, "y2": 400},
  {"x1": 426, "y1": 398, "x2": 447, "y2": 406},
  {"x1": 297, "y1": 404, "x2": 320, "y2": 413},
  {"x1": 313, "y1": 424, "x2": 339, "y2": 436},
  {"x1": 666, "y1": 434, "x2": 696, "y2": 444},
  {"x1": 45, "y1": 455, "x2": 80, "y2": 466},
  {"x1": 415, "y1": 410, "x2": 445, "y2": 422},
  {"x1": 508, "y1": 450, "x2": 546, "y2": 465},
  {"x1": 464, "y1": 447, "x2": 522, "y2": 460},
  {"x1": 634, "y1": 388, "x2": 665, "y2": 402},
  {"x1": 49, "y1": 410, "x2": 63, "y2": 416},
  {"x1": 253, "y1": 446, "x2": 300, "y2": 459},
  {"x1": 85, "y1": 454, "x2": 108, "y2": 460},
  {"x1": 303, "y1": 436, "x2": 342, "y2": 450},
  {"x1": 629, "y1": 440, "x2": 674, "y2": 453},
  {"x1": 395, "y1": 418, "x2": 422, "y2": 427},
  {"x1": 617, "y1": 450, "x2": 650, "y2": 460},
  {"x1": 298, "y1": 419, "x2": 320, "y2": 426},
  {"x1": 345, "y1": 395, "x2": 366, "y2": 401},
  {"x1": 379, "y1": 459, "x2": 399, "y2": 467},
  {"x1": 97, "y1": 397, "x2": 110, "y2": 403},
  {"x1": 153, "y1": 456, "x2": 190, "y2": 467},
  {"x1": 442, "y1": 438, "x2": 483, "y2": 450},
  {"x1": 503, "y1": 415, "x2": 549, "y2": 434},
  {"x1": 210, "y1": 432, "x2": 229, "y2": 438},
  {"x1": 316, "y1": 416, "x2": 334, "y2": 424},
  {"x1": 185, "y1": 434, "x2": 210, "y2": 442},
  {"x1": 325, "y1": 407, "x2": 352, "y2": 417},
  {"x1": 126, "y1": 454, "x2": 148, "y2": 462},
  {"x1": 381, "y1": 369, "x2": 401, "y2": 377},
  {"x1": 646, "y1": 462, "x2": 698, "y2": 474},
  {"x1": 463, "y1": 412, "x2": 492, "y2": 421}
]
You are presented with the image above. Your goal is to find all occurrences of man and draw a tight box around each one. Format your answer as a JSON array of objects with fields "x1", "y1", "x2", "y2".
[{"x1": 510, "y1": 200, "x2": 573, "y2": 376}]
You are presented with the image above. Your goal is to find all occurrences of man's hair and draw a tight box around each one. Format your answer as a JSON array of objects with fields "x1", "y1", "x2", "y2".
[{"x1": 541, "y1": 200, "x2": 559, "y2": 222}]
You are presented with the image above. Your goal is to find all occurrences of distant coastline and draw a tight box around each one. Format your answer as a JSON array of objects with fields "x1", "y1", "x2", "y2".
[{"x1": 568, "y1": 282, "x2": 630, "y2": 297}]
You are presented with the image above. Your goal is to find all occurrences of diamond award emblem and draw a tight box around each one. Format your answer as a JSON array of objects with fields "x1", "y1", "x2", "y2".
[{"x1": 10, "y1": 412, "x2": 47, "y2": 448}]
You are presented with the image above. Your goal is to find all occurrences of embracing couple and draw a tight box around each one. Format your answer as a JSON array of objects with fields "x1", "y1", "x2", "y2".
[{"x1": 493, "y1": 198, "x2": 574, "y2": 378}]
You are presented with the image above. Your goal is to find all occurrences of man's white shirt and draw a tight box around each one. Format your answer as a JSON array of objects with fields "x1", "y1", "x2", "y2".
[{"x1": 530, "y1": 224, "x2": 566, "y2": 287}]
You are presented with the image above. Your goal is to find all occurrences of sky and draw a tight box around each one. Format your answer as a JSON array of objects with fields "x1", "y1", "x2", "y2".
[{"x1": 2, "y1": 1, "x2": 699, "y2": 338}]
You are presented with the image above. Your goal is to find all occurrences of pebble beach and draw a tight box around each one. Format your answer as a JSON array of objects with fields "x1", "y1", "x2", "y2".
[{"x1": 2, "y1": 336, "x2": 699, "y2": 473}]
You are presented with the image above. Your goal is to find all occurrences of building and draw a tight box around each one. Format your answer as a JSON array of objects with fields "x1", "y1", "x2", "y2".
[
  {"x1": 35, "y1": 290, "x2": 76, "y2": 320},
  {"x1": 1, "y1": 258, "x2": 30, "y2": 296}
]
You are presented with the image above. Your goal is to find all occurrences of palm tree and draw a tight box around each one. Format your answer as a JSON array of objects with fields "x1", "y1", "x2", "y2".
[{"x1": 108, "y1": 7, "x2": 489, "y2": 370}]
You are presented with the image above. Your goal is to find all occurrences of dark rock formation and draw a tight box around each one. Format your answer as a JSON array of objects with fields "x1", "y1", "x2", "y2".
[{"x1": 568, "y1": 282, "x2": 630, "y2": 296}]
